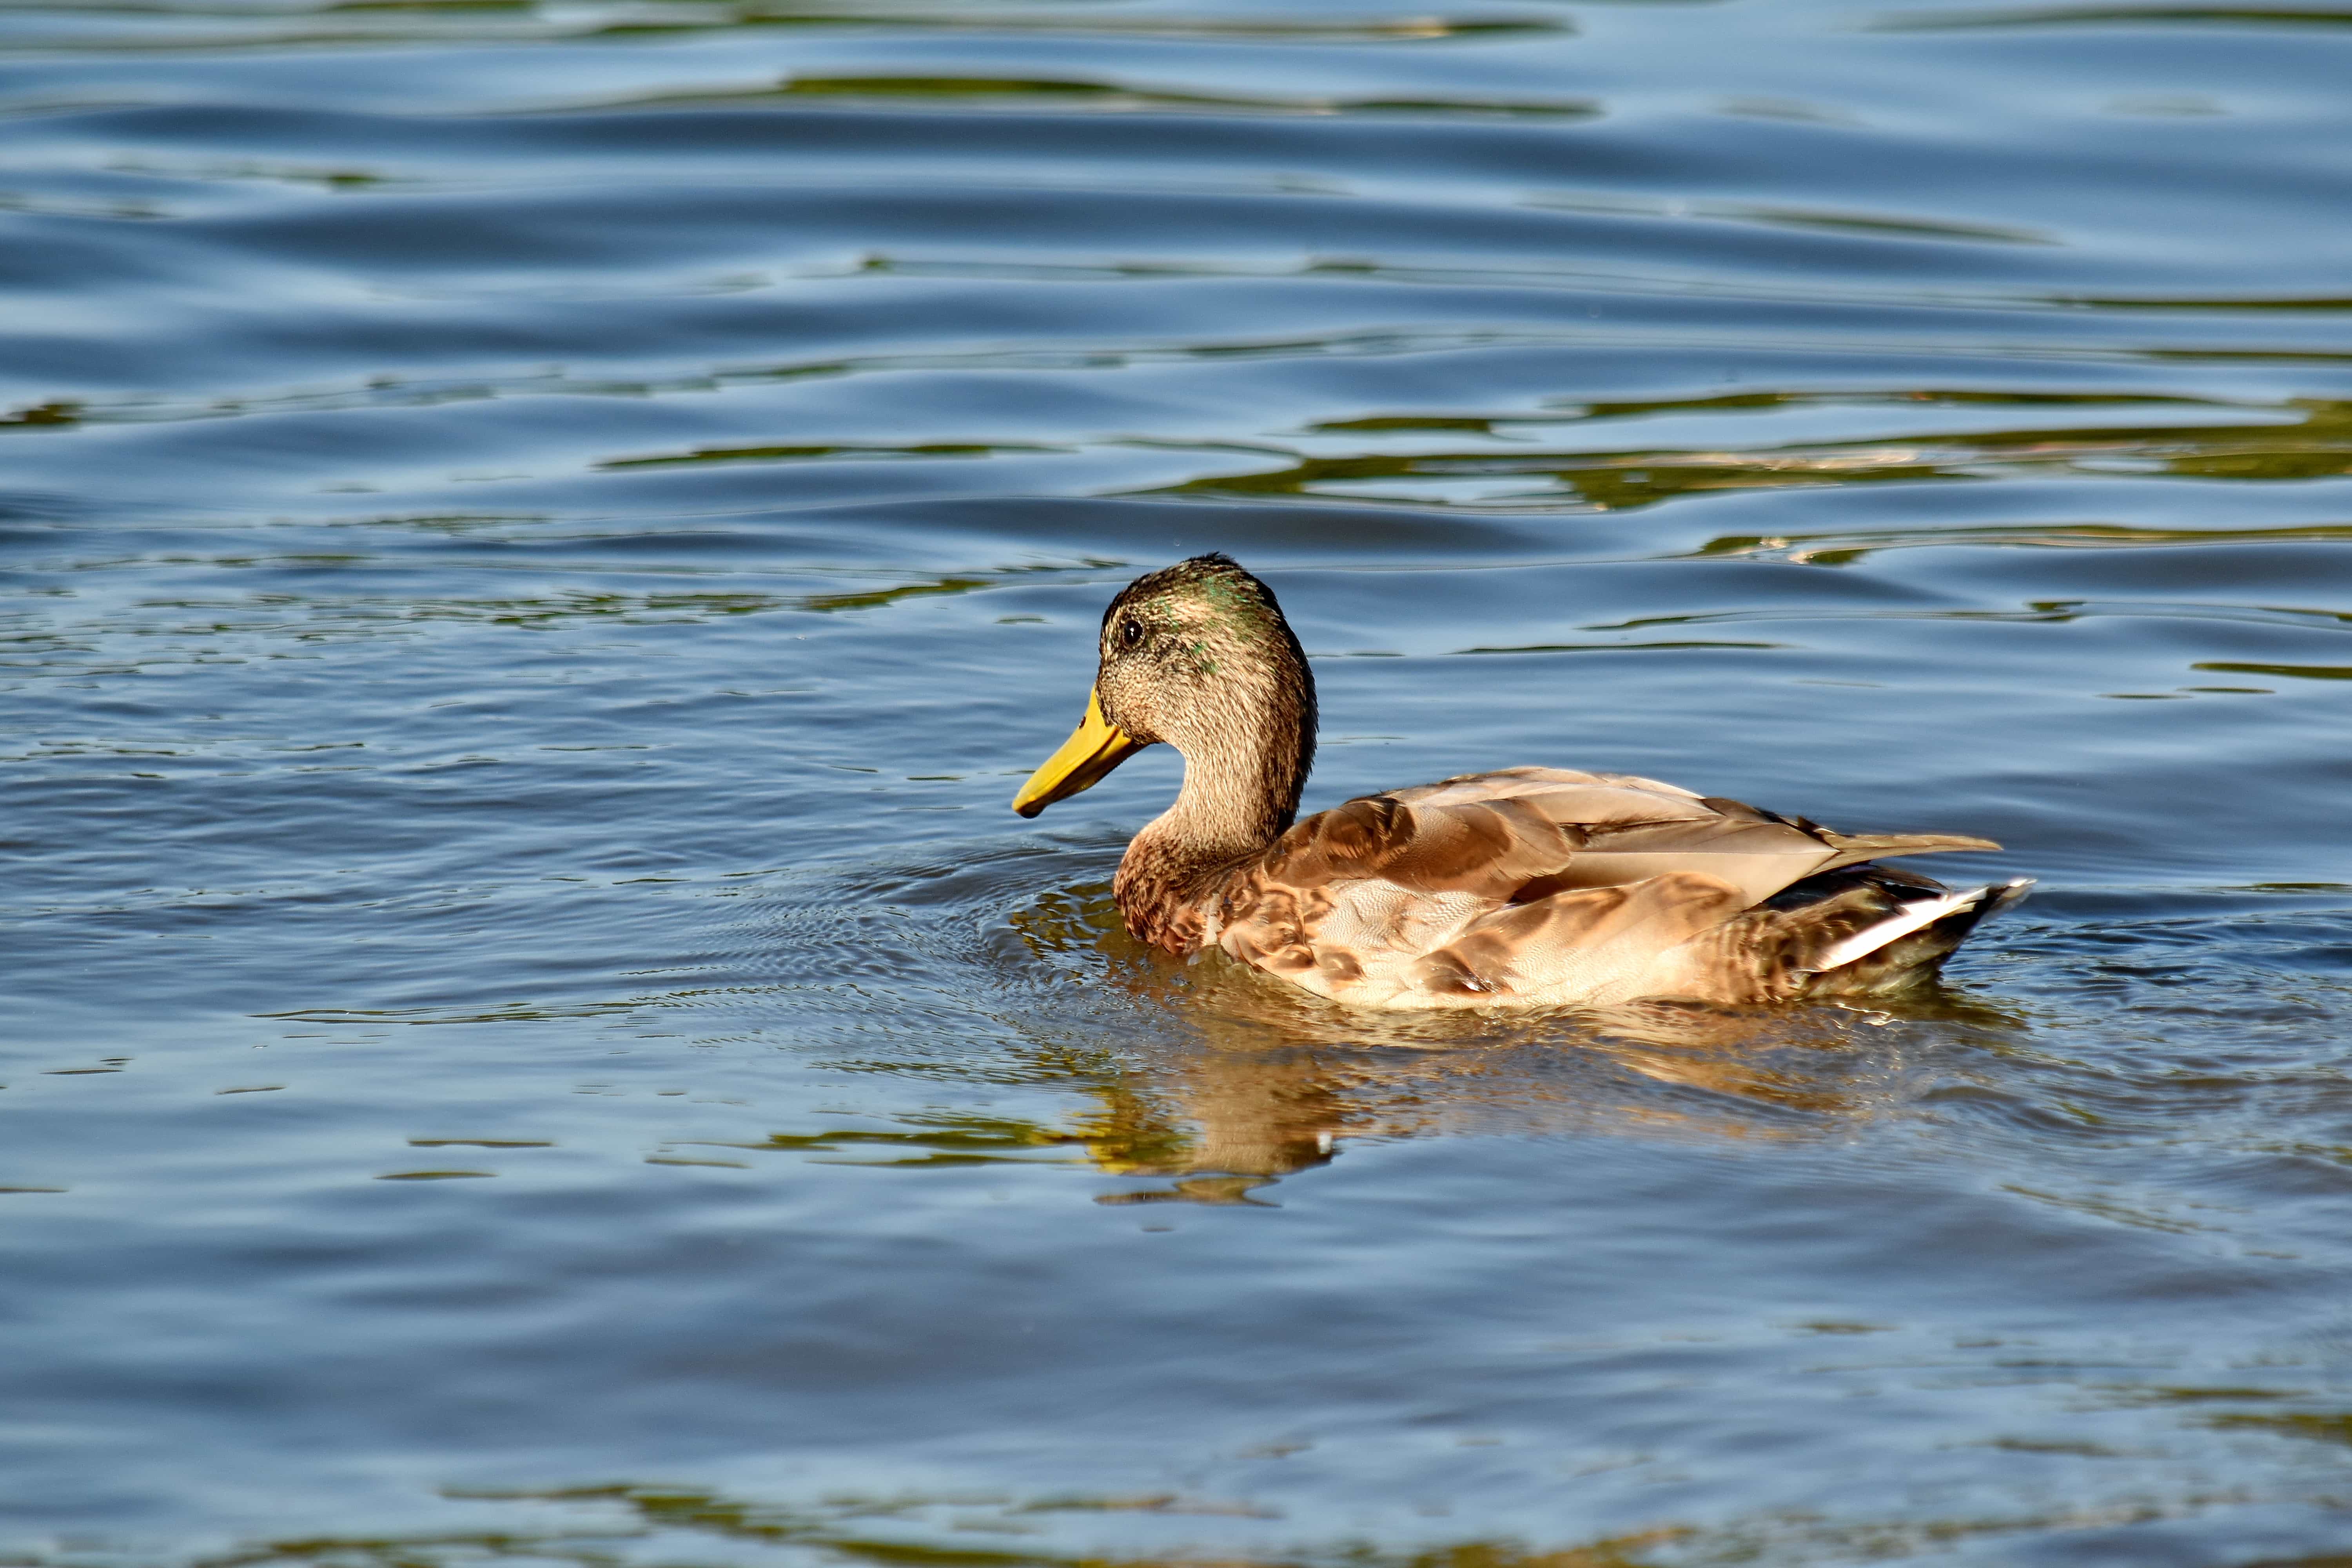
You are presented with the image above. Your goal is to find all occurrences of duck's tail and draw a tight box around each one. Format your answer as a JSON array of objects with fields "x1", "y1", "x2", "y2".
[
  {"x1": 1795, "y1": 873, "x2": 2034, "y2": 996},
  {"x1": 1750, "y1": 865, "x2": 2042, "y2": 1001}
]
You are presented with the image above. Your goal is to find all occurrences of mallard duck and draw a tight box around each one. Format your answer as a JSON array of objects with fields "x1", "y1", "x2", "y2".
[{"x1": 1013, "y1": 555, "x2": 2029, "y2": 1008}]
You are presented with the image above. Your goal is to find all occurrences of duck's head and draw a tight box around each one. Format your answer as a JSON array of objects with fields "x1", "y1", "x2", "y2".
[{"x1": 1012, "y1": 554, "x2": 1317, "y2": 835}]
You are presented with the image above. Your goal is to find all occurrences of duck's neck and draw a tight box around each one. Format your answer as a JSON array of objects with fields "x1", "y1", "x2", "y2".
[{"x1": 1114, "y1": 693, "x2": 1314, "y2": 953}]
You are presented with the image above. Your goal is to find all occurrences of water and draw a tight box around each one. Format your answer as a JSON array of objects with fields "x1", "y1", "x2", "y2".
[{"x1": 6, "y1": 0, "x2": 2352, "y2": 1562}]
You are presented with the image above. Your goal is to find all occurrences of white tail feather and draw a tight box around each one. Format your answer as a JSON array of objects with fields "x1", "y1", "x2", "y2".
[{"x1": 1809, "y1": 886, "x2": 1989, "y2": 973}]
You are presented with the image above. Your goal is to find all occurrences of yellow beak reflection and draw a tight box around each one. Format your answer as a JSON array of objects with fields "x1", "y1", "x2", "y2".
[{"x1": 1012, "y1": 688, "x2": 1146, "y2": 818}]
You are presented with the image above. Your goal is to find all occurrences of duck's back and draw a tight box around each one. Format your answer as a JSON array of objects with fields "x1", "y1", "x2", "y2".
[{"x1": 1205, "y1": 767, "x2": 2018, "y2": 1008}]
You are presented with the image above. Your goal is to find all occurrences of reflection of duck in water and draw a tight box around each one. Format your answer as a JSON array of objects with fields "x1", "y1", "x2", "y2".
[
  {"x1": 1012, "y1": 881, "x2": 2032, "y2": 1203},
  {"x1": 1014, "y1": 554, "x2": 2029, "y2": 1009},
  {"x1": 1031, "y1": 967, "x2": 2019, "y2": 1202}
]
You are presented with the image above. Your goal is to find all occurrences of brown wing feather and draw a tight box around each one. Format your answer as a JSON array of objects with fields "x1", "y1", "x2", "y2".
[
  {"x1": 1410, "y1": 873, "x2": 1752, "y2": 1000},
  {"x1": 1812, "y1": 829, "x2": 2002, "y2": 871},
  {"x1": 1389, "y1": 766, "x2": 1710, "y2": 823},
  {"x1": 1207, "y1": 769, "x2": 2007, "y2": 1007},
  {"x1": 1279, "y1": 771, "x2": 1982, "y2": 910},
  {"x1": 1256, "y1": 793, "x2": 1581, "y2": 901}
]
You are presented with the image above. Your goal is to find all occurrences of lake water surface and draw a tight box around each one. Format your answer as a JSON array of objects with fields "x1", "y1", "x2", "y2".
[{"x1": 6, "y1": 0, "x2": 2352, "y2": 1563}]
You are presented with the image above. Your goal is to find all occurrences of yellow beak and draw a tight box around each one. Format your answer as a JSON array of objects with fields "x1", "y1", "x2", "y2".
[{"x1": 1012, "y1": 688, "x2": 1147, "y2": 818}]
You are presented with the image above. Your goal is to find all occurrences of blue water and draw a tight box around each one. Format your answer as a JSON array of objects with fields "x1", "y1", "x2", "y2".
[{"x1": 6, "y1": 1, "x2": 2352, "y2": 1563}]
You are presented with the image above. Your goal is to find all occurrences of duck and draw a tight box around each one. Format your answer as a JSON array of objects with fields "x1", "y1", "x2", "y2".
[{"x1": 1013, "y1": 554, "x2": 2029, "y2": 1009}]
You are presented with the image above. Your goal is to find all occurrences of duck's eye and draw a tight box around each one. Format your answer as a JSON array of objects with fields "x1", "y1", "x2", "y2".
[{"x1": 1119, "y1": 619, "x2": 1143, "y2": 650}]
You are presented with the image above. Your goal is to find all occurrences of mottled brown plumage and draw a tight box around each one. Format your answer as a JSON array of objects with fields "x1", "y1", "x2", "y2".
[{"x1": 1014, "y1": 555, "x2": 2028, "y2": 1008}]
